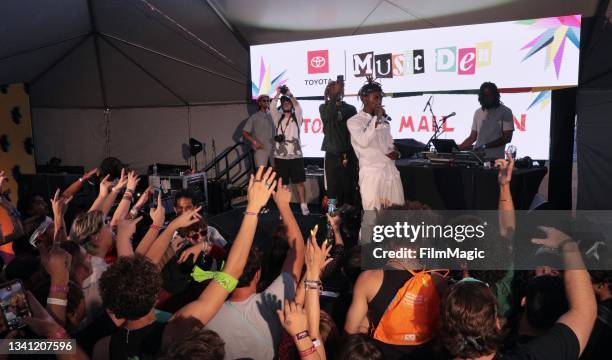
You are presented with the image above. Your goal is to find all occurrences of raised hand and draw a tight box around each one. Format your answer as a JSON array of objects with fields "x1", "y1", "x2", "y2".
[
  {"x1": 83, "y1": 168, "x2": 99, "y2": 181},
  {"x1": 531, "y1": 226, "x2": 573, "y2": 249},
  {"x1": 116, "y1": 216, "x2": 143, "y2": 242},
  {"x1": 51, "y1": 189, "x2": 72, "y2": 218},
  {"x1": 272, "y1": 178, "x2": 291, "y2": 207},
  {"x1": 149, "y1": 192, "x2": 165, "y2": 226},
  {"x1": 171, "y1": 207, "x2": 202, "y2": 229},
  {"x1": 177, "y1": 241, "x2": 211, "y2": 264},
  {"x1": 41, "y1": 246, "x2": 71, "y2": 283},
  {"x1": 113, "y1": 168, "x2": 128, "y2": 192},
  {"x1": 99, "y1": 174, "x2": 112, "y2": 197},
  {"x1": 495, "y1": 150, "x2": 515, "y2": 186},
  {"x1": 276, "y1": 299, "x2": 309, "y2": 336},
  {"x1": 305, "y1": 225, "x2": 332, "y2": 276},
  {"x1": 133, "y1": 186, "x2": 153, "y2": 210},
  {"x1": 247, "y1": 166, "x2": 277, "y2": 211},
  {"x1": 126, "y1": 170, "x2": 140, "y2": 191}
]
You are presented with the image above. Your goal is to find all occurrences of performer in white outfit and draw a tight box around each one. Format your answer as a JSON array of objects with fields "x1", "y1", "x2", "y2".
[{"x1": 347, "y1": 77, "x2": 404, "y2": 210}]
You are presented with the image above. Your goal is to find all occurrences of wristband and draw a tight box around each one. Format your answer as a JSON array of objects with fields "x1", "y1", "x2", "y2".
[
  {"x1": 312, "y1": 338, "x2": 322, "y2": 348},
  {"x1": 150, "y1": 224, "x2": 162, "y2": 231},
  {"x1": 47, "y1": 298, "x2": 68, "y2": 306},
  {"x1": 299, "y1": 346, "x2": 317, "y2": 357},
  {"x1": 48, "y1": 327, "x2": 68, "y2": 340},
  {"x1": 49, "y1": 285, "x2": 69, "y2": 294},
  {"x1": 244, "y1": 211, "x2": 259, "y2": 217},
  {"x1": 293, "y1": 330, "x2": 309, "y2": 342},
  {"x1": 213, "y1": 272, "x2": 238, "y2": 292}
]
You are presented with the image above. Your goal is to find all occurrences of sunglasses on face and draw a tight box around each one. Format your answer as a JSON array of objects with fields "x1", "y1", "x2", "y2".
[{"x1": 186, "y1": 229, "x2": 208, "y2": 239}]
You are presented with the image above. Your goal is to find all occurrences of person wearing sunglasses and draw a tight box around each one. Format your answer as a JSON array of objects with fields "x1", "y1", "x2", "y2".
[{"x1": 243, "y1": 94, "x2": 276, "y2": 168}]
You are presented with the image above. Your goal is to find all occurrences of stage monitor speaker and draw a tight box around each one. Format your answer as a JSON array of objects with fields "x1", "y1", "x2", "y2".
[{"x1": 394, "y1": 138, "x2": 426, "y2": 159}]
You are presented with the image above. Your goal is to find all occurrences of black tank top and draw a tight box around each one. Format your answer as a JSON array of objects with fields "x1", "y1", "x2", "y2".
[
  {"x1": 109, "y1": 321, "x2": 166, "y2": 360},
  {"x1": 369, "y1": 270, "x2": 434, "y2": 360}
]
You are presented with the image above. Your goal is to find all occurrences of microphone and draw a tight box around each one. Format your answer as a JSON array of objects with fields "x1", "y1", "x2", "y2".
[
  {"x1": 441, "y1": 112, "x2": 456, "y2": 121},
  {"x1": 423, "y1": 96, "x2": 433, "y2": 112}
]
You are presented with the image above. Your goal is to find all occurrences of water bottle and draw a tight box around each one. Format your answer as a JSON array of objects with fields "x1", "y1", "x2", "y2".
[{"x1": 325, "y1": 198, "x2": 337, "y2": 244}]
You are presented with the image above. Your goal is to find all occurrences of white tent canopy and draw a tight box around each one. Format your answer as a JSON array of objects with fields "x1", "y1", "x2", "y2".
[{"x1": 0, "y1": 0, "x2": 599, "y2": 109}]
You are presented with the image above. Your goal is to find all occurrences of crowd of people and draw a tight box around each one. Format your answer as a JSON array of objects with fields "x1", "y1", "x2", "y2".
[{"x1": 0, "y1": 77, "x2": 610, "y2": 360}]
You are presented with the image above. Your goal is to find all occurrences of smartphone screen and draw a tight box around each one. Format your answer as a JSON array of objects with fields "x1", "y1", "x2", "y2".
[{"x1": 0, "y1": 280, "x2": 32, "y2": 332}]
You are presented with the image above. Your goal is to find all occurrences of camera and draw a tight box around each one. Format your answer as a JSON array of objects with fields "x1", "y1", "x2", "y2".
[
  {"x1": 279, "y1": 85, "x2": 289, "y2": 95},
  {"x1": 274, "y1": 134, "x2": 286, "y2": 143}
]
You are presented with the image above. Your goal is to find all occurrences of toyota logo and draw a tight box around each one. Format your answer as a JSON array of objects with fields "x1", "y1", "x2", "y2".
[{"x1": 311, "y1": 56, "x2": 326, "y2": 68}]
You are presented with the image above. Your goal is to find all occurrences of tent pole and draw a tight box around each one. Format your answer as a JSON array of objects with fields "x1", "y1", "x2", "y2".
[
  {"x1": 29, "y1": 34, "x2": 92, "y2": 85},
  {"x1": 101, "y1": 33, "x2": 246, "y2": 85}
]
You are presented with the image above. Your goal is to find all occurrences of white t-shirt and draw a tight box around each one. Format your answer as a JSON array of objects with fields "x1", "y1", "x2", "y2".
[
  {"x1": 205, "y1": 272, "x2": 296, "y2": 360},
  {"x1": 270, "y1": 98, "x2": 304, "y2": 160},
  {"x1": 472, "y1": 103, "x2": 514, "y2": 159}
]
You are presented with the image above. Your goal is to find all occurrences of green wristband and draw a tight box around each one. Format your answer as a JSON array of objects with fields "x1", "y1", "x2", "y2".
[{"x1": 213, "y1": 272, "x2": 238, "y2": 292}]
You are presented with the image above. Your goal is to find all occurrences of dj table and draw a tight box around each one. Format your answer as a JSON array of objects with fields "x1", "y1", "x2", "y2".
[{"x1": 396, "y1": 159, "x2": 548, "y2": 210}]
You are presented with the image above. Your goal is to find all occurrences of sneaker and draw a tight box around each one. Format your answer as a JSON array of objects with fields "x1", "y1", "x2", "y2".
[{"x1": 300, "y1": 203, "x2": 310, "y2": 216}]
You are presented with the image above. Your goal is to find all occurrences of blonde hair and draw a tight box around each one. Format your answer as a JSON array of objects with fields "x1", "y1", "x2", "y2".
[{"x1": 69, "y1": 210, "x2": 105, "y2": 253}]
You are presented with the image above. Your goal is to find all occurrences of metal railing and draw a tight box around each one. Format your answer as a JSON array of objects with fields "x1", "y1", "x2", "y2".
[{"x1": 203, "y1": 142, "x2": 254, "y2": 190}]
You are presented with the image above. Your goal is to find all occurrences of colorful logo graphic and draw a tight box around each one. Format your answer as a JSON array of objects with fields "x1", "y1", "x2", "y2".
[
  {"x1": 251, "y1": 57, "x2": 288, "y2": 99},
  {"x1": 518, "y1": 16, "x2": 580, "y2": 78},
  {"x1": 307, "y1": 50, "x2": 329, "y2": 74}
]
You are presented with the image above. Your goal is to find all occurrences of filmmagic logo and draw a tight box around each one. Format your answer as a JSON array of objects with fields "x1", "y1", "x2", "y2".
[{"x1": 307, "y1": 50, "x2": 329, "y2": 74}]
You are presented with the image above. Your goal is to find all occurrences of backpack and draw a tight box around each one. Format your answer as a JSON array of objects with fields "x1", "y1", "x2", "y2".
[{"x1": 373, "y1": 264, "x2": 448, "y2": 346}]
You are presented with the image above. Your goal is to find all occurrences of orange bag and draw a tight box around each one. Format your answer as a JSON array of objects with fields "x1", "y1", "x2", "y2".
[{"x1": 373, "y1": 266, "x2": 448, "y2": 346}]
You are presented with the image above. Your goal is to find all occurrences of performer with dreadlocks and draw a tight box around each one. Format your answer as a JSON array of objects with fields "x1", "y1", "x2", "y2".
[
  {"x1": 458, "y1": 81, "x2": 514, "y2": 159},
  {"x1": 319, "y1": 78, "x2": 358, "y2": 210},
  {"x1": 347, "y1": 77, "x2": 403, "y2": 211}
]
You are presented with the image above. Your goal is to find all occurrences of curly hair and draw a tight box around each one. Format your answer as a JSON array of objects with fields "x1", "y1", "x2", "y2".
[
  {"x1": 158, "y1": 327, "x2": 225, "y2": 360},
  {"x1": 99, "y1": 255, "x2": 161, "y2": 320},
  {"x1": 237, "y1": 246, "x2": 263, "y2": 288},
  {"x1": 440, "y1": 281, "x2": 505, "y2": 359}
]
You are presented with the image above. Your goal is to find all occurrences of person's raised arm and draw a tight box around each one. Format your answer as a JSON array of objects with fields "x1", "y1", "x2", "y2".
[
  {"x1": 23, "y1": 292, "x2": 89, "y2": 360},
  {"x1": 531, "y1": 227, "x2": 597, "y2": 356},
  {"x1": 61, "y1": 168, "x2": 97, "y2": 200},
  {"x1": 110, "y1": 171, "x2": 139, "y2": 226},
  {"x1": 278, "y1": 299, "x2": 323, "y2": 360},
  {"x1": 170, "y1": 166, "x2": 276, "y2": 328},
  {"x1": 145, "y1": 207, "x2": 201, "y2": 265},
  {"x1": 304, "y1": 233, "x2": 332, "y2": 360},
  {"x1": 274, "y1": 178, "x2": 305, "y2": 283},
  {"x1": 41, "y1": 246, "x2": 71, "y2": 327},
  {"x1": 88, "y1": 175, "x2": 111, "y2": 213},
  {"x1": 496, "y1": 151, "x2": 515, "y2": 238},
  {"x1": 114, "y1": 216, "x2": 142, "y2": 257},
  {"x1": 50, "y1": 189, "x2": 72, "y2": 243},
  {"x1": 101, "y1": 169, "x2": 128, "y2": 217},
  {"x1": 135, "y1": 192, "x2": 165, "y2": 255}
]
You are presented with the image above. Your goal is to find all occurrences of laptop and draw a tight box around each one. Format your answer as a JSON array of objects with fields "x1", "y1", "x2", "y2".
[{"x1": 432, "y1": 139, "x2": 460, "y2": 153}]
